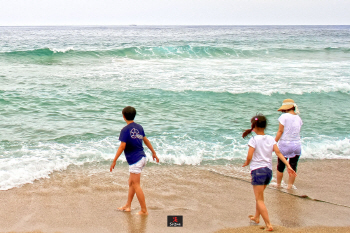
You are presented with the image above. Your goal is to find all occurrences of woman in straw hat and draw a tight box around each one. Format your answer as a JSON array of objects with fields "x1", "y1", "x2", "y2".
[{"x1": 275, "y1": 99, "x2": 302, "y2": 189}]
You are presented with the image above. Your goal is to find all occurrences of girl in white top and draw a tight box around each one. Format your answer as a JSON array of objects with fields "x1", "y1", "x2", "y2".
[
  {"x1": 275, "y1": 99, "x2": 303, "y2": 190},
  {"x1": 242, "y1": 114, "x2": 296, "y2": 231}
]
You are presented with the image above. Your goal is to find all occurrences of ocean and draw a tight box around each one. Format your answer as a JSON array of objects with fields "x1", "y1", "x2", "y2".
[{"x1": 0, "y1": 25, "x2": 349, "y2": 191}]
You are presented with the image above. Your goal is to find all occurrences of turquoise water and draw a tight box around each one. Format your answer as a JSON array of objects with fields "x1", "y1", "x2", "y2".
[{"x1": 0, "y1": 26, "x2": 350, "y2": 190}]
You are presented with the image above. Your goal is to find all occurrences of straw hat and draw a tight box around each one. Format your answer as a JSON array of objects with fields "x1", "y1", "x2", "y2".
[{"x1": 278, "y1": 99, "x2": 300, "y2": 114}]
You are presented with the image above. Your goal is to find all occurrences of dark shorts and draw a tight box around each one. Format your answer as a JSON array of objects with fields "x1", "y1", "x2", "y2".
[
  {"x1": 277, "y1": 155, "x2": 300, "y2": 173},
  {"x1": 251, "y1": 167, "x2": 273, "y2": 186}
]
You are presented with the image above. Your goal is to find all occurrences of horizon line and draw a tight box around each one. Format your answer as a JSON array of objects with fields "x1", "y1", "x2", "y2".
[{"x1": 1, "y1": 24, "x2": 349, "y2": 27}]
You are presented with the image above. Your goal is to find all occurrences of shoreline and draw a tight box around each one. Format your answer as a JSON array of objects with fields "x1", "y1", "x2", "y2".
[{"x1": 1, "y1": 159, "x2": 350, "y2": 232}]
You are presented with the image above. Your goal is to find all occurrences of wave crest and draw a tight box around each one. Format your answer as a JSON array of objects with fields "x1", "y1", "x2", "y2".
[
  {"x1": 0, "y1": 136, "x2": 349, "y2": 190},
  {"x1": 2, "y1": 46, "x2": 350, "y2": 60}
]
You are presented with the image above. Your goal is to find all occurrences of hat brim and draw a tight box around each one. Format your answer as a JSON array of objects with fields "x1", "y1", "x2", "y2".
[{"x1": 278, "y1": 105, "x2": 294, "y2": 111}]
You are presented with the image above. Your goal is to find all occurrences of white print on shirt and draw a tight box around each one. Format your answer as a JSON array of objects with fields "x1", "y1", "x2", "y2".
[{"x1": 130, "y1": 128, "x2": 143, "y2": 140}]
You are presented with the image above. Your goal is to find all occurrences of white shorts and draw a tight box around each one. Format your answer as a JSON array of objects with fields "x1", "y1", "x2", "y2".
[{"x1": 129, "y1": 156, "x2": 147, "y2": 174}]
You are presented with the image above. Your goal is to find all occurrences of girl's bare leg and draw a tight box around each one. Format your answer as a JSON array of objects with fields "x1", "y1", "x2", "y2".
[
  {"x1": 253, "y1": 185, "x2": 273, "y2": 231},
  {"x1": 249, "y1": 202, "x2": 260, "y2": 224}
]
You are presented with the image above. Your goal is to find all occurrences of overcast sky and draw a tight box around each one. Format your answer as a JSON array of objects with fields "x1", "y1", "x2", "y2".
[{"x1": 1, "y1": 0, "x2": 349, "y2": 26}]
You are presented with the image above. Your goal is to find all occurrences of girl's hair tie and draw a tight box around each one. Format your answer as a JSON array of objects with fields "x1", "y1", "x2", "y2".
[{"x1": 255, "y1": 118, "x2": 258, "y2": 121}]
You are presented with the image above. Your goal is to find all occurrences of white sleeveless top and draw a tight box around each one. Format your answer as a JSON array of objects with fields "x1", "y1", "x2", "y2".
[{"x1": 278, "y1": 113, "x2": 303, "y2": 141}]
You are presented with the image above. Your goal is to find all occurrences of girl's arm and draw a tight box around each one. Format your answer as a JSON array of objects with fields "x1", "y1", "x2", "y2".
[
  {"x1": 110, "y1": 142, "x2": 126, "y2": 172},
  {"x1": 242, "y1": 146, "x2": 255, "y2": 167},
  {"x1": 143, "y1": 136, "x2": 159, "y2": 163},
  {"x1": 275, "y1": 123, "x2": 284, "y2": 142},
  {"x1": 273, "y1": 144, "x2": 297, "y2": 177}
]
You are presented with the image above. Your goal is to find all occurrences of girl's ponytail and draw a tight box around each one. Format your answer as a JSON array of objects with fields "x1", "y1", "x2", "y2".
[
  {"x1": 242, "y1": 115, "x2": 267, "y2": 138},
  {"x1": 242, "y1": 128, "x2": 253, "y2": 138}
]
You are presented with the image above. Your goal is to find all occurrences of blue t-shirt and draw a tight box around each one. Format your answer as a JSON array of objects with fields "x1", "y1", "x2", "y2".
[{"x1": 119, "y1": 122, "x2": 146, "y2": 165}]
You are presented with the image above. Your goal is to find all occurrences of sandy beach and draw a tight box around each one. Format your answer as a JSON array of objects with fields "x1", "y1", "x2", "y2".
[{"x1": 1, "y1": 159, "x2": 350, "y2": 233}]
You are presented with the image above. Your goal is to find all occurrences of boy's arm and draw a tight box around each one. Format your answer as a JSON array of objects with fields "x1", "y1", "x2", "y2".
[
  {"x1": 273, "y1": 144, "x2": 297, "y2": 177},
  {"x1": 275, "y1": 123, "x2": 284, "y2": 142},
  {"x1": 242, "y1": 146, "x2": 254, "y2": 167},
  {"x1": 143, "y1": 136, "x2": 159, "y2": 163},
  {"x1": 110, "y1": 142, "x2": 126, "y2": 172}
]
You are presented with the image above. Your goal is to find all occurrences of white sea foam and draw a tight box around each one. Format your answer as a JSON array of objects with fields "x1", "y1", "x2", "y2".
[
  {"x1": 0, "y1": 137, "x2": 121, "y2": 190},
  {"x1": 94, "y1": 59, "x2": 350, "y2": 95},
  {"x1": 2, "y1": 55, "x2": 349, "y2": 95},
  {"x1": 50, "y1": 47, "x2": 74, "y2": 53},
  {"x1": 1, "y1": 135, "x2": 348, "y2": 190},
  {"x1": 301, "y1": 138, "x2": 350, "y2": 159}
]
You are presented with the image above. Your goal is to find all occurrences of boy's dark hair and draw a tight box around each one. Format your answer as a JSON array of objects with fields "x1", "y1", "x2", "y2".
[
  {"x1": 242, "y1": 114, "x2": 267, "y2": 138},
  {"x1": 122, "y1": 106, "x2": 136, "y2": 120}
]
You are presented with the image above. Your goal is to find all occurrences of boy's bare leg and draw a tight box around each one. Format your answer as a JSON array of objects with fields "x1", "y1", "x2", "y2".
[
  {"x1": 276, "y1": 171, "x2": 283, "y2": 187},
  {"x1": 253, "y1": 185, "x2": 273, "y2": 231},
  {"x1": 118, "y1": 176, "x2": 136, "y2": 211},
  {"x1": 129, "y1": 173, "x2": 148, "y2": 215}
]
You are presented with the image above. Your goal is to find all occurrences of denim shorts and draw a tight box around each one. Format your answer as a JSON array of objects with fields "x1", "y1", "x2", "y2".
[{"x1": 251, "y1": 167, "x2": 272, "y2": 186}]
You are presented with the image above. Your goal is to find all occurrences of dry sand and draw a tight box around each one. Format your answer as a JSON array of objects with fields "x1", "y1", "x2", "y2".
[{"x1": 0, "y1": 159, "x2": 350, "y2": 233}]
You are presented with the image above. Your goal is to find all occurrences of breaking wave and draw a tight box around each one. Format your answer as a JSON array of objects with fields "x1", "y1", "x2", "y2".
[{"x1": 2, "y1": 46, "x2": 350, "y2": 60}]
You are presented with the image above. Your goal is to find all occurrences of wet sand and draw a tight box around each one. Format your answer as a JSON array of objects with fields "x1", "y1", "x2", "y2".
[
  {"x1": 0, "y1": 159, "x2": 350, "y2": 233},
  {"x1": 216, "y1": 226, "x2": 350, "y2": 233}
]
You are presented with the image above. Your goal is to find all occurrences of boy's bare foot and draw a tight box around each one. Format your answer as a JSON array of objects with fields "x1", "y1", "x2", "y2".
[
  {"x1": 248, "y1": 215, "x2": 259, "y2": 224},
  {"x1": 136, "y1": 210, "x2": 149, "y2": 215},
  {"x1": 118, "y1": 205, "x2": 131, "y2": 212}
]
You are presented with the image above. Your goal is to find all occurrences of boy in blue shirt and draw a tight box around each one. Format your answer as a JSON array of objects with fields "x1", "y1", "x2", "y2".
[{"x1": 110, "y1": 106, "x2": 159, "y2": 215}]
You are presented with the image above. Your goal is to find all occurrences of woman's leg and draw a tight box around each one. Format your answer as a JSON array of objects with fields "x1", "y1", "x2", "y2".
[
  {"x1": 276, "y1": 171, "x2": 283, "y2": 187},
  {"x1": 276, "y1": 157, "x2": 286, "y2": 187},
  {"x1": 287, "y1": 155, "x2": 300, "y2": 189},
  {"x1": 287, "y1": 175, "x2": 296, "y2": 189}
]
